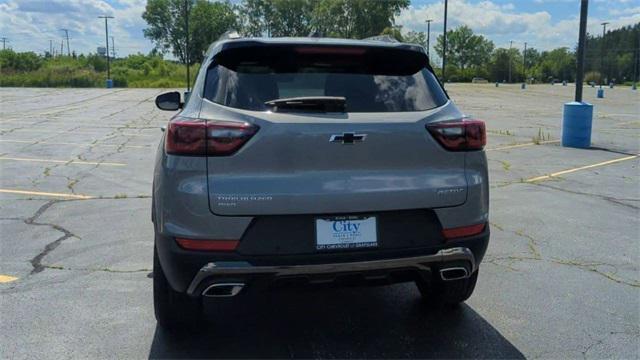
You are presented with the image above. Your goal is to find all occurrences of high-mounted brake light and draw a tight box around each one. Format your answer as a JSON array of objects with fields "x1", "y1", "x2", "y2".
[
  {"x1": 175, "y1": 238, "x2": 239, "y2": 251},
  {"x1": 442, "y1": 223, "x2": 486, "y2": 240},
  {"x1": 294, "y1": 47, "x2": 367, "y2": 55},
  {"x1": 165, "y1": 116, "x2": 258, "y2": 156},
  {"x1": 426, "y1": 119, "x2": 486, "y2": 151}
]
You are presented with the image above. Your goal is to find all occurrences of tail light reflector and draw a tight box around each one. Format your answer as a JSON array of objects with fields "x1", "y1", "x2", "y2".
[
  {"x1": 165, "y1": 116, "x2": 258, "y2": 156},
  {"x1": 175, "y1": 238, "x2": 239, "y2": 251},
  {"x1": 427, "y1": 119, "x2": 486, "y2": 151},
  {"x1": 442, "y1": 223, "x2": 486, "y2": 240}
]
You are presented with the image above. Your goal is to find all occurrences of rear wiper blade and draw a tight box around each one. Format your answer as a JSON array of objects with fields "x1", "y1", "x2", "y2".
[{"x1": 265, "y1": 96, "x2": 346, "y2": 113}]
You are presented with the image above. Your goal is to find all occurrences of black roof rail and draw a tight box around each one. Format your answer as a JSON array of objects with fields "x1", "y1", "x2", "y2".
[{"x1": 217, "y1": 30, "x2": 242, "y2": 41}]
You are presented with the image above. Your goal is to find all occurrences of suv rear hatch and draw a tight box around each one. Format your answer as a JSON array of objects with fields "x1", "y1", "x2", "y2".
[{"x1": 198, "y1": 42, "x2": 468, "y2": 216}]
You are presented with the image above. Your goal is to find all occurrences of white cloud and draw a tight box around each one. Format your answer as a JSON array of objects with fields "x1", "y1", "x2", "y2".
[
  {"x1": 0, "y1": 0, "x2": 152, "y2": 56},
  {"x1": 396, "y1": 0, "x2": 640, "y2": 52}
]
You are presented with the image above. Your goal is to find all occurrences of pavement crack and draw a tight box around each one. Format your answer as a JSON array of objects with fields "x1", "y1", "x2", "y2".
[
  {"x1": 25, "y1": 200, "x2": 79, "y2": 275},
  {"x1": 534, "y1": 183, "x2": 639, "y2": 210}
]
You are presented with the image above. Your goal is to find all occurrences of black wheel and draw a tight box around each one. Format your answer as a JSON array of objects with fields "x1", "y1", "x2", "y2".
[
  {"x1": 153, "y1": 245, "x2": 203, "y2": 330},
  {"x1": 416, "y1": 269, "x2": 479, "y2": 306}
]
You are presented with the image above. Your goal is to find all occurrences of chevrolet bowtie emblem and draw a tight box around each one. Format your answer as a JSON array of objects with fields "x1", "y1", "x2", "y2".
[{"x1": 329, "y1": 132, "x2": 367, "y2": 144}]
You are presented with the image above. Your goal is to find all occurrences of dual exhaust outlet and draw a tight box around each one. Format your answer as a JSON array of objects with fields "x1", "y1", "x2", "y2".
[
  {"x1": 200, "y1": 267, "x2": 470, "y2": 297},
  {"x1": 202, "y1": 283, "x2": 245, "y2": 297},
  {"x1": 439, "y1": 267, "x2": 470, "y2": 281}
]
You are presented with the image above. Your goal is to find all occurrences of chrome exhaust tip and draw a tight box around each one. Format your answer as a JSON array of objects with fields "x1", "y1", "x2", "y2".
[
  {"x1": 439, "y1": 267, "x2": 470, "y2": 281},
  {"x1": 202, "y1": 283, "x2": 245, "y2": 297}
]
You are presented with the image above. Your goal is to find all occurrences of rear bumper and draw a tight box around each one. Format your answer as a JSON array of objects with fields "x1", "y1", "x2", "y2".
[
  {"x1": 186, "y1": 247, "x2": 476, "y2": 296},
  {"x1": 155, "y1": 227, "x2": 490, "y2": 295}
]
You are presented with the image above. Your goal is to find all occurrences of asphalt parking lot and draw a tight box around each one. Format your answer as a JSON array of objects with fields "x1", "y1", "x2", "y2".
[{"x1": 1, "y1": 84, "x2": 638, "y2": 359}]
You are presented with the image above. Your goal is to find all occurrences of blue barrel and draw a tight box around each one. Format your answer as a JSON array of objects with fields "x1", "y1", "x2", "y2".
[
  {"x1": 562, "y1": 102, "x2": 593, "y2": 148},
  {"x1": 521, "y1": 83, "x2": 526, "y2": 89},
  {"x1": 597, "y1": 88, "x2": 604, "y2": 98},
  {"x1": 106, "y1": 79, "x2": 113, "y2": 89}
]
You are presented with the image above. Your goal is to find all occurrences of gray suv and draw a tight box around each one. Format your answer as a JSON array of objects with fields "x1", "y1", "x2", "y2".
[{"x1": 152, "y1": 36, "x2": 489, "y2": 329}]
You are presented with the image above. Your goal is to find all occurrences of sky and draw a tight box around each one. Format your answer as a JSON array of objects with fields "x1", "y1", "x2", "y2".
[{"x1": 0, "y1": 0, "x2": 638, "y2": 58}]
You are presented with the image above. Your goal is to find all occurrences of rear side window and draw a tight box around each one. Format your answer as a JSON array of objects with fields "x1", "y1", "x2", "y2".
[{"x1": 203, "y1": 45, "x2": 448, "y2": 112}]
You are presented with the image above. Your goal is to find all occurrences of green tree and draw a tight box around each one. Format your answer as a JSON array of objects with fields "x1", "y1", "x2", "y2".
[
  {"x1": 142, "y1": 0, "x2": 237, "y2": 64},
  {"x1": 242, "y1": 0, "x2": 316, "y2": 37},
  {"x1": 531, "y1": 47, "x2": 575, "y2": 82},
  {"x1": 311, "y1": 0, "x2": 409, "y2": 39},
  {"x1": 434, "y1": 25, "x2": 494, "y2": 71},
  {"x1": 403, "y1": 30, "x2": 426, "y2": 47}
]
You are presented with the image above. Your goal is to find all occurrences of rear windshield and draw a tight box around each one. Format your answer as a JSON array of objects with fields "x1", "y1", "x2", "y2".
[{"x1": 203, "y1": 45, "x2": 448, "y2": 112}]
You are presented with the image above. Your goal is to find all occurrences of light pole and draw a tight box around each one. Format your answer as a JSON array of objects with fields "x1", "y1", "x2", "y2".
[
  {"x1": 508, "y1": 40, "x2": 513, "y2": 83},
  {"x1": 425, "y1": 19, "x2": 433, "y2": 58},
  {"x1": 562, "y1": 0, "x2": 592, "y2": 149},
  {"x1": 98, "y1": 15, "x2": 114, "y2": 87},
  {"x1": 184, "y1": 0, "x2": 191, "y2": 92},
  {"x1": 441, "y1": 0, "x2": 448, "y2": 84},
  {"x1": 600, "y1": 22, "x2": 609, "y2": 86}
]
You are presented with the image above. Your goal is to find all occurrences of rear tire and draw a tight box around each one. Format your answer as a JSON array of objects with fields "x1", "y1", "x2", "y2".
[
  {"x1": 416, "y1": 269, "x2": 479, "y2": 306},
  {"x1": 153, "y1": 245, "x2": 202, "y2": 330}
]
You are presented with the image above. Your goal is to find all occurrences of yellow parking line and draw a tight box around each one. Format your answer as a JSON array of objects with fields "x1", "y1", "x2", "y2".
[
  {"x1": 0, "y1": 189, "x2": 94, "y2": 199},
  {"x1": 0, "y1": 157, "x2": 126, "y2": 166},
  {"x1": 526, "y1": 154, "x2": 639, "y2": 183},
  {"x1": 487, "y1": 140, "x2": 559, "y2": 151},
  {"x1": 0, "y1": 139, "x2": 149, "y2": 149},
  {"x1": 0, "y1": 129, "x2": 155, "y2": 137},
  {"x1": 0, "y1": 275, "x2": 18, "y2": 283}
]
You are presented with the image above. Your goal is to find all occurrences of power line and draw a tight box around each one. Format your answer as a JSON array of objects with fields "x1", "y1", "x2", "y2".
[{"x1": 60, "y1": 29, "x2": 70, "y2": 56}]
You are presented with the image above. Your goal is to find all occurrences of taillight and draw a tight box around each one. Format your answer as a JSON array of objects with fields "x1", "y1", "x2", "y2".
[
  {"x1": 165, "y1": 116, "x2": 258, "y2": 156},
  {"x1": 175, "y1": 238, "x2": 239, "y2": 251},
  {"x1": 426, "y1": 119, "x2": 486, "y2": 151},
  {"x1": 442, "y1": 223, "x2": 486, "y2": 240}
]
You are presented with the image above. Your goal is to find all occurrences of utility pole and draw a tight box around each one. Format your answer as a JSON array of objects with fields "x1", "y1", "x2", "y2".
[
  {"x1": 600, "y1": 22, "x2": 609, "y2": 85},
  {"x1": 0, "y1": 37, "x2": 7, "y2": 50},
  {"x1": 441, "y1": 0, "x2": 448, "y2": 84},
  {"x1": 61, "y1": 29, "x2": 70, "y2": 56},
  {"x1": 508, "y1": 40, "x2": 513, "y2": 83},
  {"x1": 111, "y1": 36, "x2": 116, "y2": 58},
  {"x1": 523, "y1": 42, "x2": 527, "y2": 83},
  {"x1": 98, "y1": 15, "x2": 114, "y2": 83},
  {"x1": 425, "y1": 19, "x2": 433, "y2": 58},
  {"x1": 575, "y1": 1, "x2": 589, "y2": 102},
  {"x1": 184, "y1": 0, "x2": 191, "y2": 91},
  {"x1": 49, "y1": 40, "x2": 53, "y2": 56},
  {"x1": 60, "y1": 40, "x2": 63, "y2": 56}
]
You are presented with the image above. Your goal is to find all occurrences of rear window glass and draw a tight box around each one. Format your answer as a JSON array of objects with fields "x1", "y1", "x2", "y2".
[{"x1": 203, "y1": 45, "x2": 448, "y2": 112}]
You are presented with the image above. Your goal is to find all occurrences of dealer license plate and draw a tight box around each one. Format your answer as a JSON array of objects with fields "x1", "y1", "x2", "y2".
[{"x1": 315, "y1": 216, "x2": 378, "y2": 250}]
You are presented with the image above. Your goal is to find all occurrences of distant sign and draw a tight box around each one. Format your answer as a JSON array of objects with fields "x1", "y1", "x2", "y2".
[{"x1": 97, "y1": 47, "x2": 106, "y2": 56}]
